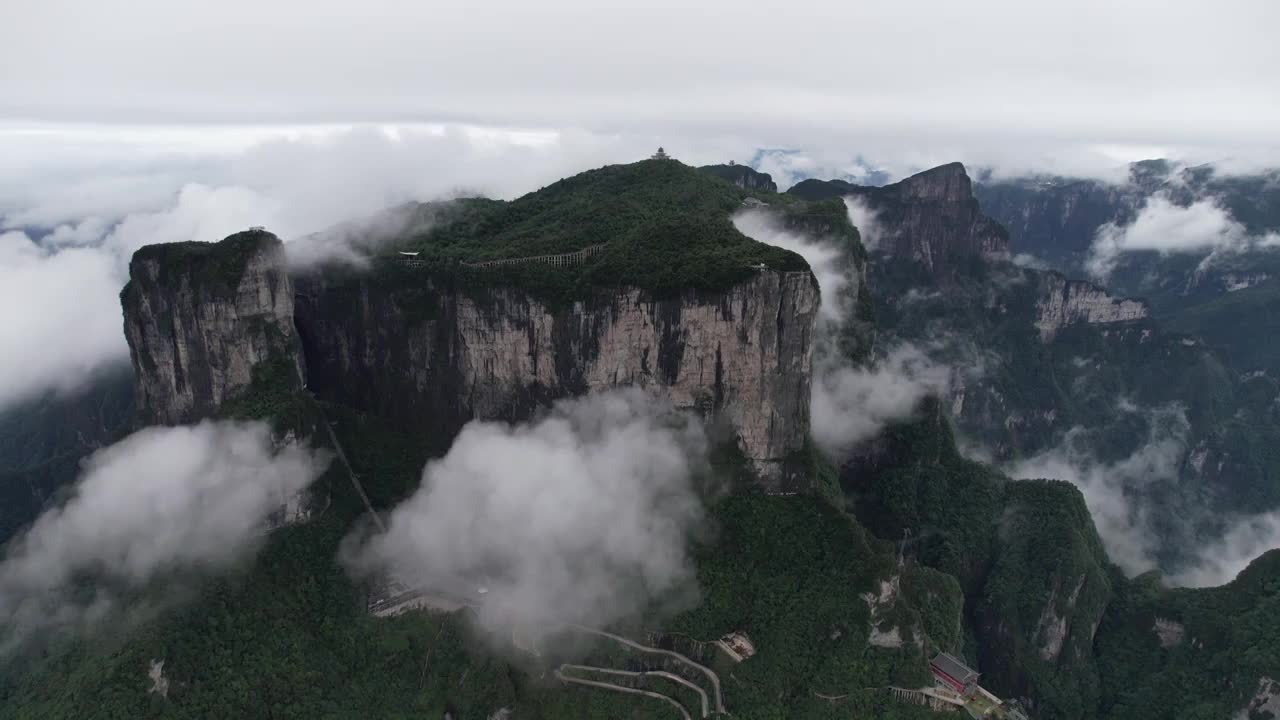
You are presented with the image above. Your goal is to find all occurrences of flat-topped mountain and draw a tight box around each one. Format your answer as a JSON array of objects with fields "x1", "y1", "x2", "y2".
[
  {"x1": 121, "y1": 229, "x2": 302, "y2": 426},
  {"x1": 123, "y1": 161, "x2": 858, "y2": 490}
]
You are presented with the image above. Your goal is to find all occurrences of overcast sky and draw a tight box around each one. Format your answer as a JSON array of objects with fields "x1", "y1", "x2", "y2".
[{"x1": 2, "y1": 0, "x2": 1278, "y2": 174}]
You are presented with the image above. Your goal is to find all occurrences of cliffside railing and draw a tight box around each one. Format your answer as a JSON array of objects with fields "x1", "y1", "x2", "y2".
[
  {"x1": 462, "y1": 244, "x2": 606, "y2": 269},
  {"x1": 392, "y1": 244, "x2": 607, "y2": 270}
]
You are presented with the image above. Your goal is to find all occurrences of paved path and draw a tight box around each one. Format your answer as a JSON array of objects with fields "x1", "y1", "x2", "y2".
[
  {"x1": 558, "y1": 664, "x2": 709, "y2": 718},
  {"x1": 554, "y1": 667, "x2": 693, "y2": 720},
  {"x1": 565, "y1": 624, "x2": 725, "y2": 715}
]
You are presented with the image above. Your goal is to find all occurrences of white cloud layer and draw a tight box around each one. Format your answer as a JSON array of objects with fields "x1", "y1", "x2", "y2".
[
  {"x1": 0, "y1": 421, "x2": 331, "y2": 645},
  {"x1": 0, "y1": 231, "x2": 130, "y2": 410},
  {"x1": 810, "y1": 345, "x2": 951, "y2": 456},
  {"x1": 1086, "y1": 194, "x2": 1280, "y2": 279},
  {"x1": 341, "y1": 390, "x2": 708, "y2": 645},
  {"x1": 843, "y1": 198, "x2": 885, "y2": 252},
  {"x1": 0, "y1": 125, "x2": 667, "y2": 412}
]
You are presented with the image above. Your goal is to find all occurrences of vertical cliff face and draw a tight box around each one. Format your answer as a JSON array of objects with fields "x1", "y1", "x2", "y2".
[
  {"x1": 295, "y1": 268, "x2": 819, "y2": 491},
  {"x1": 121, "y1": 230, "x2": 302, "y2": 426},
  {"x1": 1035, "y1": 272, "x2": 1149, "y2": 341},
  {"x1": 974, "y1": 178, "x2": 1135, "y2": 267},
  {"x1": 787, "y1": 163, "x2": 1009, "y2": 279},
  {"x1": 698, "y1": 164, "x2": 779, "y2": 193},
  {"x1": 846, "y1": 163, "x2": 1010, "y2": 276},
  {"x1": 120, "y1": 230, "x2": 326, "y2": 526}
]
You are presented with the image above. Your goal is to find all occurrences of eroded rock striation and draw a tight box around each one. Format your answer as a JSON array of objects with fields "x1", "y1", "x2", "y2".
[{"x1": 295, "y1": 268, "x2": 819, "y2": 491}]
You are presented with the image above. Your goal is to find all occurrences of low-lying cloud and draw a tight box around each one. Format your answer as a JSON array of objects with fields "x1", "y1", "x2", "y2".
[
  {"x1": 0, "y1": 183, "x2": 277, "y2": 411},
  {"x1": 732, "y1": 206, "x2": 951, "y2": 457},
  {"x1": 1174, "y1": 512, "x2": 1280, "y2": 588},
  {"x1": 341, "y1": 389, "x2": 708, "y2": 647},
  {"x1": 1005, "y1": 403, "x2": 1280, "y2": 587},
  {"x1": 0, "y1": 231, "x2": 130, "y2": 410},
  {"x1": 285, "y1": 202, "x2": 440, "y2": 270},
  {"x1": 1005, "y1": 407, "x2": 1188, "y2": 577},
  {"x1": 843, "y1": 197, "x2": 885, "y2": 252},
  {"x1": 810, "y1": 345, "x2": 951, "y2": 456},
  {"x1": 732, "y1": 209, "x2": 849, "y2": 325},
  {"x1": 0, "y1": 125, "x2": 660, "y2": 413},
  {"x1": 0, "y1": 421, "x2": 331, "y2": 648},
  {"x1": 751, "y1": 150, "x2": 890, "y2": 191},
  {"x1": 1086, "y1": 193, "x2": 1280, "y2": 279}
]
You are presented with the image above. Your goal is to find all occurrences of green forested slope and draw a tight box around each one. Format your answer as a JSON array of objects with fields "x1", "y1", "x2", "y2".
[{"x1": 0, "y1": 419, "x2": 954, "y2": 719}]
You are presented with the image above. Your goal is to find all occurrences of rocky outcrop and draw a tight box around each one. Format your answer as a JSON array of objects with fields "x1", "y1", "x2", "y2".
[
  {"x1": 700, "y1": 164, "x2": 778, "y2": 193},
  {"x1": 295, "y1": 268, "x2": 819, "y2": 491},
  {"x1": 1185, "y1": 268, "x2": 1272, "y2": 295},
  {"x1": 1035, "y1": 272, "x2": 1149, "y2": 341},
  {"x1": 791, "y1": 163, "x2": 1009, "y2": 278},
  {"x1": 122, "y1": 230, "x2": 302, "y2": 425},
  {"x1": 1151, "y1": 618, "x2": 1185, "y2": 648},
  {"x1": 862, "y1": 575, "x2": 906, "y2": 648},
  {"x1": 1222, "y1": 271, "x2": 1270, "y2": 292},
  {"x1": 121, "y1": 230, "x2": 327, "y2": 526},
  {"x1": 1237, "y1": 677, "x2": 1280, "y2": 720},
  {"x1": 1034, "y1": 575, "x2": 1087, "y2": 662},
  {"x1": 147, "y1": 659, "x2": 169, "y2": 699}
]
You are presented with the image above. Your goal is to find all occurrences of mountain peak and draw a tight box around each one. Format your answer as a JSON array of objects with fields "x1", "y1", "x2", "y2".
[
  {"x1": 898, "y1": 162, "x2": 973, "y2": 203},
  {"x1": 787, "y1": 161, "x2": 1006, "y2": 277}
]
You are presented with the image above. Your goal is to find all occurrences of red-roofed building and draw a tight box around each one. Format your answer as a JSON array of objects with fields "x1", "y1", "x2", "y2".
[{"x1": 930, "y1": 652, "x2": 980, "y2": 697}]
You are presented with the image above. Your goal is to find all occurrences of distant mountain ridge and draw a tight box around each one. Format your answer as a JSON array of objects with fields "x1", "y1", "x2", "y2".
[{"x1": 789, "y1": 161, "x2": 1280, "y2": 554}]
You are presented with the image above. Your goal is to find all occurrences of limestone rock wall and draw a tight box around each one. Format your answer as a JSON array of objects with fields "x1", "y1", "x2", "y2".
[
  {"x1": 120, "y1": 231, "x2": 324, "y2": 526},
  {"x1": 1035, "y1": 272, "x2": 1149, "y2": 341},
  {"x1": 121, "y1": 231, "x2": 302, "y2": 425},
  {"x1": 295, "y1": 268, "x2": 819, "y2": 491}
]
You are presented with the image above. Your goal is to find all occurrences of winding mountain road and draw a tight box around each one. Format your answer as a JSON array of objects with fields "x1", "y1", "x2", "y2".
[{"x1": 558, "y1": 664, "x2": 709, "y2": 718}]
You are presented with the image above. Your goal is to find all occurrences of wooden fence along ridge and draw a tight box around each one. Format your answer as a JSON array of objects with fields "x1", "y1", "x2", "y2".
[{"x1": 393, "y1": 244, "x2": 606, "y2": 270}]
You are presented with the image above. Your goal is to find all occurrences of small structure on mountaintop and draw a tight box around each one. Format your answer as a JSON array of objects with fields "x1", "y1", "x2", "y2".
[
  {"x1": 929, "y1": 652, "x2": 980, "y2": 697},
  {"x1": 651, "y1": 146, "x2": 671, "y2": 160}
]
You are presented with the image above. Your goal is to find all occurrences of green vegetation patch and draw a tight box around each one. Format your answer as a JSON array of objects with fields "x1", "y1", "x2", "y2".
[
  {"x1": 124, "y1": 230, "x2": 280, "y2": 305},
  {"x1": 667, "y1": 494, "x2": 945, "y2": 713},
  {"x1": 1096, "y1": 550, "x2": 1280, "y2": 720},
  {"x1": 360, "y1": 160, "x2": 822, "y2": 299}
]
